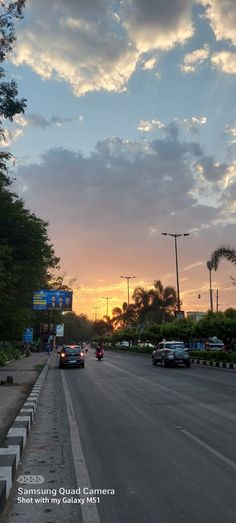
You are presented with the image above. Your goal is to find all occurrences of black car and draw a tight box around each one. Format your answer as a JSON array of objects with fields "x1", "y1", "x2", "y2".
[
  {"x1": 59, "y1": 345, "x2": 85, "y2": 368},
  {"x1": 152, "y1": 341, "x2": 190, "y2": 368}
]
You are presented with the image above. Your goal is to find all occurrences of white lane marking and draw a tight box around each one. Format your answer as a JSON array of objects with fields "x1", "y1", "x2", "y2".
[
  {"x1": 61, "y1": 371, "x2": 101, "y2": 523},
  {"x1": 179, "y1": 428, "x2": 236, "y2": 471},
  {"x1": 103, "y1": 360, "x2": 236, "y2": 424}
]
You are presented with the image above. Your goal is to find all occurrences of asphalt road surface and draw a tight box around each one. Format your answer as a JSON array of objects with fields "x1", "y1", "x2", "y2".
[{"x1": 3, "y1": 350, "x2": 236, "y2": 523}]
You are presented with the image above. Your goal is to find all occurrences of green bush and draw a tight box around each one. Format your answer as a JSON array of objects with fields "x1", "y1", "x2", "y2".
[
  {"x1": 0, "y1": 342, "x2": 22, "y2": 366},
  {"x1": 107, "y1": 344, "x2": 153, "y2": 354}
]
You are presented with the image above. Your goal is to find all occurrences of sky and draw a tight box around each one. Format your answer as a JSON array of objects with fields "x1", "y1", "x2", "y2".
[{"x1": 3, "y1": 0, "x2": 236, "y2": 319}]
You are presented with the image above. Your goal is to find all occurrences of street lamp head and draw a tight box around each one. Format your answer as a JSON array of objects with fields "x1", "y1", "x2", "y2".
[
  {"x1": 161, "y1": 232, "x2": 167, "y2": 236},
  {"x1": 183, "y1": 233, "x2": 190, "y2": 237}
]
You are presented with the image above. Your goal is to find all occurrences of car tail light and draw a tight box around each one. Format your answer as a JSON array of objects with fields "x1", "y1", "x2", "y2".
[
  {"x1": 80, "y1": 352, "x2": 84, "y2": 356},
  {"x1": 61, "y1": 353, "x2": 65, "y2": 358},
  {"x1": 164, "y1": 349, "x2": 172, "y2": 353}
]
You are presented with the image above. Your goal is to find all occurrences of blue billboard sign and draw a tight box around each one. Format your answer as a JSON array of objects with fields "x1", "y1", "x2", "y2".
[
  {"x1": 23, "y1": 328, "x2": 33, "y2": 342},
  {"x1": 33, "y1": 290, "x2": 73, "y2": 311}
]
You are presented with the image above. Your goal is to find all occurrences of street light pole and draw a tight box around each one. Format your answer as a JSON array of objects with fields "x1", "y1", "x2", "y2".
[
  {"x1": 92, "y1": 307, "x2": 100, "y2": 321},
  {"x1": 120, "y1": 276, "x2": 136, "y2": 306},
  {"x1": 101, "y1": 297, "x2": 112, "y2": 317},
  {"x1": 207, "y1": 261, "x2": 214, "y2": 312},
  {"x1": 161, "y1": 232, "x2": 190, "y2": 313}
]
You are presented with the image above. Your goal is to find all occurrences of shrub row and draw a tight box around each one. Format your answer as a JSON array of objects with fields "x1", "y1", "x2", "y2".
[
  {"x1": 107, "y1": 346, "x2": 236, "y2": 362},
  {"x1": 0, "y1": 342, "x2": 22, "y2": 367},
  {"x1": 109, "y1": 345, "x2": 155, "y2": 354}
]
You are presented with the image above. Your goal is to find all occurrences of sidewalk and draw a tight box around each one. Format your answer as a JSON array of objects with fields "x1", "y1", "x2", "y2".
[{"x1": 0, "y1": 353, "x2": 48, "y2": 446}]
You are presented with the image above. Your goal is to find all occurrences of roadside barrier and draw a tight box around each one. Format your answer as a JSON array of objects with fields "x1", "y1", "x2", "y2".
[
  {"x1": 0, "y1": 356, "x2": 51, "y2": 516},
  {"x1": 191, "y1": 359, "x2": 236, "y2": 370}
]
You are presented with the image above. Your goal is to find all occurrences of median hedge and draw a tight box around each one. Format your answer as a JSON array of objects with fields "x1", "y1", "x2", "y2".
[{"x1": 106, "y1": 345, "x2": 236, "y2": 363}]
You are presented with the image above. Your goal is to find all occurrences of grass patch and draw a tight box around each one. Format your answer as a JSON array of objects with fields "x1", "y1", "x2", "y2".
[{"x1": 34, "y1": 363, "x2": 46, "y2": 371}]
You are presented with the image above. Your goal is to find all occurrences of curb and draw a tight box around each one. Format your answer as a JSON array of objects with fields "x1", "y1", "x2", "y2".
[
  {"x1": 191, "y1": 359, "x2": 236, "y2": 370},
  {"x1": 0, "y1": 357, "x2": 51, "y2": 516}
]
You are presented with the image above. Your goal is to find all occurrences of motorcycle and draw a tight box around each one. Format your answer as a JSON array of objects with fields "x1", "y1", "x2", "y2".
[{"x1": 96, "y1": 348, "x2": 104, "y2": 360}]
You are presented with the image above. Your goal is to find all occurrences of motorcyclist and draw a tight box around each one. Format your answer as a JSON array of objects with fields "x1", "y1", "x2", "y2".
[{"x1": 96, "y1": 342, "x2": 104, "y2": 358}]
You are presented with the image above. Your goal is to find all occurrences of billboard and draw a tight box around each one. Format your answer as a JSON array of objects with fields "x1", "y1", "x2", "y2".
[{"x1": 33, "y1": 290, "x2": 73, "y2": 311}]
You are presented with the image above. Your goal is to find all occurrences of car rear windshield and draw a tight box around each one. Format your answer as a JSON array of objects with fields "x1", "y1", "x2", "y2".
[
  {"x1": 166, "y1": 343, "x2": 185, "y2": 350},
  {"x1": 63, "y1": 347, "x2": 81, "y2": 355}
]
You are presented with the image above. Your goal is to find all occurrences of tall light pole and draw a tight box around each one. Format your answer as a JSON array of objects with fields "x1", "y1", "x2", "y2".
[
  {"x1": 92, "y1": 306, "x2": 100, "y2": 321},
  {"x1": 207, "y1": 260, "x2": 213, "y2": 312},
  {"x1": 161, "y1": 232, "x2": 190, "y2": 313},
  {"x1": 120, "y1": 276, "x2": 136, "y2": 306},
  {"x1": 101, "y1": 297, "x2": 112, "y2": 317}
]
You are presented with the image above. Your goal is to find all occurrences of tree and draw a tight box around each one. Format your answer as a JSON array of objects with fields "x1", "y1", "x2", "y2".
[
  {"x1": 132, "y1": 286, "x2": 155, "y2": 327},
  {"x1": 0, "y1": 195, "x2": 60, "y2": 338},
  {"x1": 61, "y1": 312, "x2": 93, "y2": 343},
  {"x1": 0, "y1": 2, "x2": 68, "y2": 339},
  {"x1": 111, "y1": 302, "x2": 137, "y2": 329},
  {"x1": 132, "y1": 280, "x2": 177, "y2": 326},
  {"x1": 210, "y1": 246, "x2": 236, "y2": 271},
  {"x1": 152, "y1": 280, "x2": 177, "y2": 322},
  {"x1": 92, "y1": 319, "x2": 113, "y2": 338},
  {"x1": 0, "y1": 1, "x2": 27, "y2": 185}
]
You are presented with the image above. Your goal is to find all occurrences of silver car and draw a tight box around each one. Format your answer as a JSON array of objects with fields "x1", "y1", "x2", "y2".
[{"x1": 152, "y1": 341, "x2": 191, "y2": 368}]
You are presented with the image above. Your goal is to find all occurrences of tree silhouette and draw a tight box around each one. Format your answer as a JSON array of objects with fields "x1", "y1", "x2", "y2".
[{"x1": 210, "y1": 246, "x2": 236, "y2": 271}]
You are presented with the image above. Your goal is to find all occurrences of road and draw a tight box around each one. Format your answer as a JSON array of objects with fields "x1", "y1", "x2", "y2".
[{"x1": 2, "y1": 350, "x2": 236, "y2": 523}]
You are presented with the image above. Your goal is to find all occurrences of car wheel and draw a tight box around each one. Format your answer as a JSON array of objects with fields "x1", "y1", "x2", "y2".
[
  {"x1": 81, "y1": 363, "x2": 85, "y2": 368},
  {"x1": 185, "y1": 361, "x2": 191, "y2": 368},
  {"x1": 59, "y1": 364, "x2": 63, "y2": 369},
  {"x1": 152, "y1": 356, "x2": 157, "y2": 366}
]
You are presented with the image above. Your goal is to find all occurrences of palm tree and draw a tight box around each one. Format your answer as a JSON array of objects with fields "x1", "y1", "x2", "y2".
[
  {"x1": 132, "y1": 286, "x2": 155, "y2": 327},
  {"x1": 111, "y1": 302, "x2": 137, "y2": 329},
  {"x1": 132, "y1": 281, "x2": 177, "y2": 326},
  {"x1": 151, "y1": 280, "x2": 177, "y2": 322},
  {"x1": 210, "y1": 246, "x2": 236, "y2": 270}
]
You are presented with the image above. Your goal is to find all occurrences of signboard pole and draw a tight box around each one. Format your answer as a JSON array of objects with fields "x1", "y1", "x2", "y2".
[{"x1": 47, "y1": 309, "x2": 52, "y2": 345}]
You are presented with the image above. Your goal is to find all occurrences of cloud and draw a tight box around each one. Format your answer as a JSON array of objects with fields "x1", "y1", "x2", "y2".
[
  {"x1": 11, "y1": 0, "x2": 198, "y2": 96},
  {"x1": 142, "y1": 56, "x2": 158, "y2": 70},
  {"x1": 14, "y1": 114, "x2": 83, "y2": 129},
  {"x1": 201, "y1": 0, "x2": 236, "y2": 45},
  {"x1": 124, "y1": 0, "x2": 195, "y2": 52},
  {"x1": 16, "y1": 129, "x2": 223, "y2": 253},
  {"x1": 12, "y1": 0, "x2": 139, "y2": 96},
  {"x1": 194, "y1": 156, "x2": 228, "y2": 183},
  {"x1": 176, "y1": 116, "x2": 207, "y2": 133},
  {"x1": 211, "y1": 51, "x2": 236, "y2": 74},
  {"x1": 14, "y1": 126, "x2": 236, "y2": 314},
  {"x1": 180, "y1": 45, "x2": 210, "y2": 73},
  {"x1": 137, "y1": 119, "x2": 165, "y2": 132},
  {"x1": 224, "y1": 124, "x2": 236, "y2": 144}
]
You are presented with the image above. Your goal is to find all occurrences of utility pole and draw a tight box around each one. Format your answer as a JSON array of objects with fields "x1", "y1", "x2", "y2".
[
  {"x1": 161, "y1": 232, "x2": 190, "y2": 313},
  {"x1": 120, "y1": 276, "x2": 136, "y2": 306},
  {"x1": 92, "y1": 307, "x2": 100, "y2": 321},
  {"x1": 101, "y1": 297, "x2": 112, "y2": 317}
]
